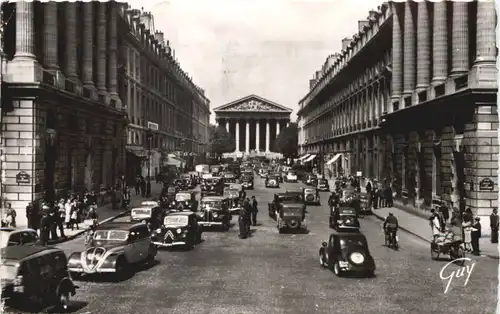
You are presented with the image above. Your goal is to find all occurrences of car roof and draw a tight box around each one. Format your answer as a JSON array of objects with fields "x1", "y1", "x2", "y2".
[
  {"x1": 167, "y1": 211, "x2": 195, "y2": 216},
  {"x1": 95, "y1": 222, "x2": 145, "y2": 231},
  {"x1": 330, "y1": 231, "x2": 366, "y2": 238},
  {"x1": 177, "y1": 191, "x2": 193, "y2": 195},
  {"x1": 0, "y1": 228, "x2": 37, "y2": 233},
  {"x1": 1, "y1": 245, "x2": 61, "y2": 261},
  {"x1": 201, "y1": 196, "x2": 224, "y2": 201}
]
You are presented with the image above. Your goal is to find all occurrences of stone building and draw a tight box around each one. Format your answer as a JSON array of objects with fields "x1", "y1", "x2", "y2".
[
  {"x1": 297, "y1": 1, "x2": 497, "y2": 233},
  {"x1": 1, "y1": 1, "x2": 128, "y2": 226},
  {"x1": 213, "y1": 95, "x2": 292, "y2": 159},
  {"x1": 119, "y1": 7, "x2": 210, "y2": 182}
]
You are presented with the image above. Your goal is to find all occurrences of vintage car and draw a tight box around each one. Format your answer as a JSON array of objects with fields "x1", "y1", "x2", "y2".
[
  {"x1": 303, "y1": 187, "x2": 321, "y2": 205},
  {"x1": 319, "y1": 231, "x2": 375, "y2": 277},
  {"x1": 317, "y1": 178, "x2": 330, "y2": 191},
  {"x1": 200, "y1": 177, "x2": 224, "y2": 197},
  {"x1": 151, "y1": 212, "x2": 202, "y2": 249},
  {"x1": 303, "y1": 173, "x2": 317, "y2": 186},
  {"x1": 0, "y1": 228, "x2": 39, "y2": 248},
  {"x1": 358, "y1": 192, "x2": 371, "y2": 214},
  {"x1": 276, "y1": 202, "x2": 307, "y2": 234},
  {"x1": 268, "y1": 192, "x2": 305, "y2": 219},
  {"x1": 130, "y1": 202, "x2": 164, "y2": 230},
  {"x1": 172, "y1": 178, "x2": 185, "y2": 190},
  {"x1": 284, "y1": 171, "x2": 298, "y2": 183},
  {"x1": 240, "y1": 174, "x2": 254, "y2": 189},
  {"x1": 170, "y1": 191, "x2": 198, "y2": 211},
  {"x1": 329, "y1": 206, "x2": 360, "y2": 230},
  {"x1": 265, "y1": 175, "x2": 280, "y2": 188},
  {"x1": 197, "y1": 196, "x2": 231, "y2": 230},
  {"x1": 1, "y1": 246, "x2": 78, "y2": 311},
  {"x1": 180, "y1": 174, "x2": 196, "y2": 189},
  {"x1": 160, "y1": 186, "x2": 178, "y2": 207},
  {"x1": 67, "y1": 222, "x2": 157, "y2": 278},
  {"x1": 259, "y1": 169, "x2": 269, "y2": 178},
  {"x1": 222, "y1": 172, "x2": 237, "y2": 186},
  {"x1": 269, "y1": 172, "x2": 283, "y2": 183}
]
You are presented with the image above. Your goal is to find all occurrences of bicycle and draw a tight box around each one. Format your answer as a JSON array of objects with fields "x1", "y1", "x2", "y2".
[{"x1": 384, "y1": 228, "x2": 399, "y2": 250}]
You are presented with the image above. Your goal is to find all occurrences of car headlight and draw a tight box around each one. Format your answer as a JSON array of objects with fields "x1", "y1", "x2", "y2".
[
  {"x1": 350, "y1": 252, "x2": 365, "y2": 264},
  {"x1": 185, "y1": 201, "x2": 189, "y2": 205},
  {"x1": 176, "y1": 228, "x2": 182, "y2": 234},
  {"x1": 213, "y1": 212, "x2": 219, "y2": 218},
  {"x1": 172, "y1": 201, "x2": 175, "y2": 205},
  {"x1": 156, "y1": 228, "x2": 162, "y2": 233}
]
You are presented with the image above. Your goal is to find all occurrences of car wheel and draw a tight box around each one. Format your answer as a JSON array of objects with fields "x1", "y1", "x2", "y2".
[{"x1": 333, "y1": 261, "x2": 342, "y2": 277}]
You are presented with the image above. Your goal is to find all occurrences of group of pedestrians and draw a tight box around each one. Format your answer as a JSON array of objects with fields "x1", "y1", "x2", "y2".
[{"x1": 238, "y1": 196, "x2": 258, "y2": 239}]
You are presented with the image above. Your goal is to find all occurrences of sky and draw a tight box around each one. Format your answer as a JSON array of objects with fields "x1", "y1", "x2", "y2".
[{"x1": 127, "y1": 0, "x2": 383, "y2": 123}]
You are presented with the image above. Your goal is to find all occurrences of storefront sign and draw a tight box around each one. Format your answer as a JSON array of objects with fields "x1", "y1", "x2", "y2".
[
  {"x1": 479, "y1": 178, "x2": 495, "y2": 191},
  {"x1": 16, "y1": 171, "x2": 30, "y2": 184}
]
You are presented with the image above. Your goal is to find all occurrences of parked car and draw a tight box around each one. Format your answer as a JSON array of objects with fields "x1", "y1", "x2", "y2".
[
  {"x1": 317, "y1": 178, "x2": 330, "y2": 191},
  {"x1": 319, "y1": 231, "x2": 375, "y2": 277},
  {"x1": 303, "y1": 187, "x2": 321, "y2": 205},
  {"x1": 151, "y1": 211, "x2": 202, "y2": 249},
  {"x1": 197, "y1": 196, "x2": 231, "y2": 231},
  {"x1": 0, "y1": 228, "x2": 39, "y2": 248},
  {"x1": 1, "y1": 245, "x2": 78, "y2": 311},
  {"x1": 67, "y1": 222, "x2": 157, "y2": 279},
  {"x1": 171, "y1": 191, "x2": 198, "y2": 211},
  {"x1": 276, "y1": 202, "x2": 307, "y2": 234},
  {"x1": 265, "y1": 175, "x2": 280, "y2": 188}
]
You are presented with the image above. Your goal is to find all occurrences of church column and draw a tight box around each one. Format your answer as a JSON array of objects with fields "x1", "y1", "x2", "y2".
[
  {"x1": 475, "y1": 1, "x2": 496, "y2": 65},
  {"x1": 65, "y1": 2, "x2": 78, "y2": 82},
  {"x1": 450, "y1": 1, "x2": 469, "y2": 76},
  {"x1": 276, "y1": 120, "x2": 280, "y2": 137},
  {"x1": 82, "y1": 2, "x2": 95, "y2": 90},
  {"x1": 416, "y1": 0, "x2": 430, "y2": 91},
  {"x1": 96, "y1": 3, "x2": 108, "y2": 95},
  {"x1": 108, "y1": 1, "x2": 121, "y2": 107},
  {"x1": 44, "y1": 1, "x2": 60, "y2": 72},
  {"x1": 390, "y1": 1, "x2": 403, "y2": 111},
  {"x1": 235, "y1": 120, "x2": 240, "y2": 152},
  {"x1": 265, "y1": 120, "x2": 270, "y2": 153},
  {"x1": 432, "y1": 1, "x2": 448, "y2": 85},
  {"x1": 256, "y1": 120, "x2": 260, "y2": 152},
  {"x1": 225, "y1": 120, "x2": 230, "y2": 133},
  {"x1": 14, "y1": 1, "x2": 35, "y2": 60},
  {"x1": 245, "y1": 119, "x2": 250, "y2": 153},
  {"x1": 403, "y1": 1, "x2": 416, "y2": 97}
]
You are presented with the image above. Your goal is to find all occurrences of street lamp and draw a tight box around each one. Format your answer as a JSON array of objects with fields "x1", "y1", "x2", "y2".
[{"x1": 146, "y1": 129, "x2": 153, "y2": 197}]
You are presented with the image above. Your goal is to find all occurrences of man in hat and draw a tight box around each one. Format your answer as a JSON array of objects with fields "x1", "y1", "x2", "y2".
[
  {"x1": 471, "y1": 217, "x2": 482, "y2": 256},
  {"x1": 40, "y1": 206, "x2": 51, "y2": 246},
  {"x1": 490, "y1": 208, "x2": 498, "y2": 243}
]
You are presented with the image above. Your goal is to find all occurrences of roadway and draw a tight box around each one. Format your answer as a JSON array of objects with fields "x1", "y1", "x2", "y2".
[{"x1": 5, "y1": 176, "x2": 497, "y2": 314}]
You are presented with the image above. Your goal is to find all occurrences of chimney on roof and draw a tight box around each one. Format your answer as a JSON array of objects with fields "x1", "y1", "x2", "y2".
[
  {"x1": 342, "y1": 37, "x2": 351, "y2": 51},
  {"x1": 358, "y1": 20, "x2": 369, "y2": 32},
  {"x1": 309, "y1": 79, "x2": 317, "y2": 90},
  {"x1": 154, "y1": 31, "x2": 164, "y2": 46},
  {"x1": 368, "y1": 10, "x2": 378, "y2": 20},
  {"x1": 315, "y1": 71, "x2": 322, "y2": 80}
]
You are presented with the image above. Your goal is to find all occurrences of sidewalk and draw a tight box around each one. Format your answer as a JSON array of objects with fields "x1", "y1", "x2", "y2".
[
  {"x1": 329, "y1": 178, "x2": 499, "y2": 259},
  {"x1": 48, "y1": 182, "x2": 163, "y2": 245}
]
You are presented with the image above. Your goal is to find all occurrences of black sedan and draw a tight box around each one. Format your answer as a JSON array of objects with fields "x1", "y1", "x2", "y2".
[{"x1": 319, "y1": 231, "x2": 375, "y2": 277}]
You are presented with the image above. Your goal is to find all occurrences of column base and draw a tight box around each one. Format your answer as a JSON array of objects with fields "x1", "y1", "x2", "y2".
[
  {"x1": 97, "y1": 90, "x2": 111, "y2": 105},
  {"x1": 469, "y1": 63, "x2": 497, "y2": 89},
  {"x1": 5, "y1": 58, "x2": 41, "y2": 83}
]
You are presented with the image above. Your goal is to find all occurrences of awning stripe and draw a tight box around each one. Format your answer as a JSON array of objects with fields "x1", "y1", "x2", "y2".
[
  {"x1": 326, "y1": 153, "x2": 343, "y2": 165},
  {"x1": 304, "y1": 154, "x2": 316, "y2": 162},
  {"x1": 298, "y1": 154, "x2": 310, "y2": 161}
]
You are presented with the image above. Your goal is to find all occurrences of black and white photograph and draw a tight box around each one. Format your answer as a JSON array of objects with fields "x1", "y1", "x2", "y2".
[{"x1": 0, "y1": 0, "x2": 498, "y2": 313}]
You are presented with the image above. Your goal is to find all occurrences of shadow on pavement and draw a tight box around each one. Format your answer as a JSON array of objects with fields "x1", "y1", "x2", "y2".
[
  {"x1": 5, "y1": 298, "x2": 88, "y2": 314},
  {"x1": 73, "y1": 260, "x2": 160, "y2": 283}
]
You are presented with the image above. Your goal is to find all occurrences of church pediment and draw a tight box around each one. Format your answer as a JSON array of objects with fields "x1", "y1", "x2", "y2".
[{"x1": 213, "y1": 95, "x2": 292, "y2": 113}]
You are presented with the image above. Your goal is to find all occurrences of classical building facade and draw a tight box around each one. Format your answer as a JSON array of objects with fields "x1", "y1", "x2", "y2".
[
  {"x1": 0, "y1": 1, "x2": 128, "y2": 226},
  {"x1": 213, "y1": 95, "x2": 292, "y2": 158},
  {"x1": 297, "y1": 1, "x2": 497, "y2": 233},
  {"x1": 118, "y1": 7, "x2": 210, "y2": 181}
]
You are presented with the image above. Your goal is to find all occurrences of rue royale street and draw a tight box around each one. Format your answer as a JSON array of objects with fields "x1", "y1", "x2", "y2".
[{"x1": 5, "y1": 176, "x2": 494, "y2": 314}]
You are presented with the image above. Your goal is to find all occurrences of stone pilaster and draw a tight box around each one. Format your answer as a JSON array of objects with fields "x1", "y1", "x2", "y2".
[
  {"x1": 475, "y1": 1, "x2": 496, "y2": 64},
  {"x1": 96, "y1": 3, "x2": 108, "y2": 95},
  {"x1": 450, "y1": 1, "x2": 469, "y2": 76},
  {"x1": 14, "y1": 1, "x2": 35, "y2": 60},
  {"x1": 265, "y1": 120, "x2": 270, "y2": 153},
  {"x1": 235, "y1": 121, "x2": 240, "y2": 152},
  {"x1": 64, "y1": 3, "x2": 78, "y2": 81},
  {"x1": 390, "y1": 2, "x2": 403, "y2": 108},
  {"x1": 432, "y1": 1, "x2": 448, "y2": 85},
  {"x1": 256, "y1": 120, "x2": 260, "y2": 152},
  {"x1": 276, "y1": 120, "x2": 280, "y2": 136},
  {"x1": 416, "y1": 1, "x2": 430, "y2": 90},
  {"x1": 225, "y1": 120, "x2": 230, "y2": 133},
  {"x1": 245, "y1": 120, "x2": 250, "y2": 153},
  {"x1": 82, "y1": 2, "x2": 95, "y2": 90},
  {"x1": 43, "y1": 2, "x2": 59, "y2": 71},
  {"x1": 107, "y1": 2, "x2": 121, "y2": 107},
  {"x1": 403, "y1": 1, "x2": 416, "y2": 96}
]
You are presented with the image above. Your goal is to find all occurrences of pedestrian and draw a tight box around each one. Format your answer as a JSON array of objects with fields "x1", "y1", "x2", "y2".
[
  {"x1": 372, "y1": 187, "x2": 379, "y2": 210},
  {"x1": 490, "y1": 208, "x2": 499, "y2": 243},
  {"x1": 70, "y1": 204, "x2": 79, "y2": 230},
  {"x1": 57, "y1": 201, "x2": 66, "y2": 238},
  {"x1": 429, "y1": 209, "x2": 442, "y2": 240},
  {"x1": 365, "y1": 180, "x2": 372, "y2": 194},
  {"x1": 39, "y1": 208, "x2": 51, "y2": 246},
  {"x1": 384, "y1": 186, "x2": 393, "y2": 207},
  {"x1": 439, "y1": 203, "x2": 449, "y2": 223},
  {"x1": 64, "y1": 200, "x2": 72, "y2": 228},
  {"x1": 471, "y1": 217, "x2": 482, "y2": 256},
  {"x1": 238, "y1": 202, "x2": 248, "y2": 239},
  {"x1": 135, "y1": 176, "x2": 141, "y2": 195},
  {"x1": 49, "y1": 204, "x2": 58, "y2": 241},
  {"x1": 26, "y1": 202, "x2": 33, "y2": 229},
  {"x1": 122, "y1": 188, "x2": 131, "y2": 209},
  {"x1": 4, "y1": 203, "x2": 17, "y2": 228},
  {"x1": 251, "y1": 196, "x2": 258, "y2": 226},
  {"x1": 244, "y1": 198, "x2": 252, "y2": 233}
]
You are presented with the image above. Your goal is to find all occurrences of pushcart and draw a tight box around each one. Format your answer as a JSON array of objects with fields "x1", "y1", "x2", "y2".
[{"x1": 430, "y1": 234, "x2": 466, "y2": 266}]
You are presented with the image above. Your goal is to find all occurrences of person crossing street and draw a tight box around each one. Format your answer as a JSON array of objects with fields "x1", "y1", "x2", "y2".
[{"x1": 251, "y1": 196, "x2": 258, "y2": 226}]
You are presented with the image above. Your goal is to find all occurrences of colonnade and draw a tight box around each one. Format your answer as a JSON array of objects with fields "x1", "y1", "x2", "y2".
[{"x1": 218, "y1": 118, "x2": 289, "y2": 153}]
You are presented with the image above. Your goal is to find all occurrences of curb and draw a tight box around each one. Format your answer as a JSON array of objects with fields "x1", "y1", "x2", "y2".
[
  {"x1": 48, "y1": 209, "x2": 131, "y2": 245},
  {"x1": 371, "y1": 210, "x2": 500, "y2": 260}
]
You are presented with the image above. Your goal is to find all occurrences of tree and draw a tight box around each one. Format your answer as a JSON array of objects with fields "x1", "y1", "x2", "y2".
[
  {"x1": 207, "y1": 125, "x2": 236, "y2": 160},
  {"x1": 274, "y1": 122, "x2": 298, "y2": 158}
]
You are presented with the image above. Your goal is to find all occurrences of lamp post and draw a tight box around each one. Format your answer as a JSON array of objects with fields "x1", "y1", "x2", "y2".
[{"x1": 146, "y1": 129, "x2": 153, "y2": 197}]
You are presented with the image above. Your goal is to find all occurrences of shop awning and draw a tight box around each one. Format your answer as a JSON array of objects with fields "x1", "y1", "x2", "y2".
[
  {"x1": 298, "y1": 154, "x2": 311, "y2": 161},
  {"x1": 126, "y1": 145, "x2": 148, "y2": 158},
  {"x1": 304, "y1": 154, "x2": 316, "y2": 162},
  {"x1": 326, "y1": 153, "x2": 343, "y2": 165},
  {"x1": 164, "y1": 153, "x2": 185, "y2": 167}
]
